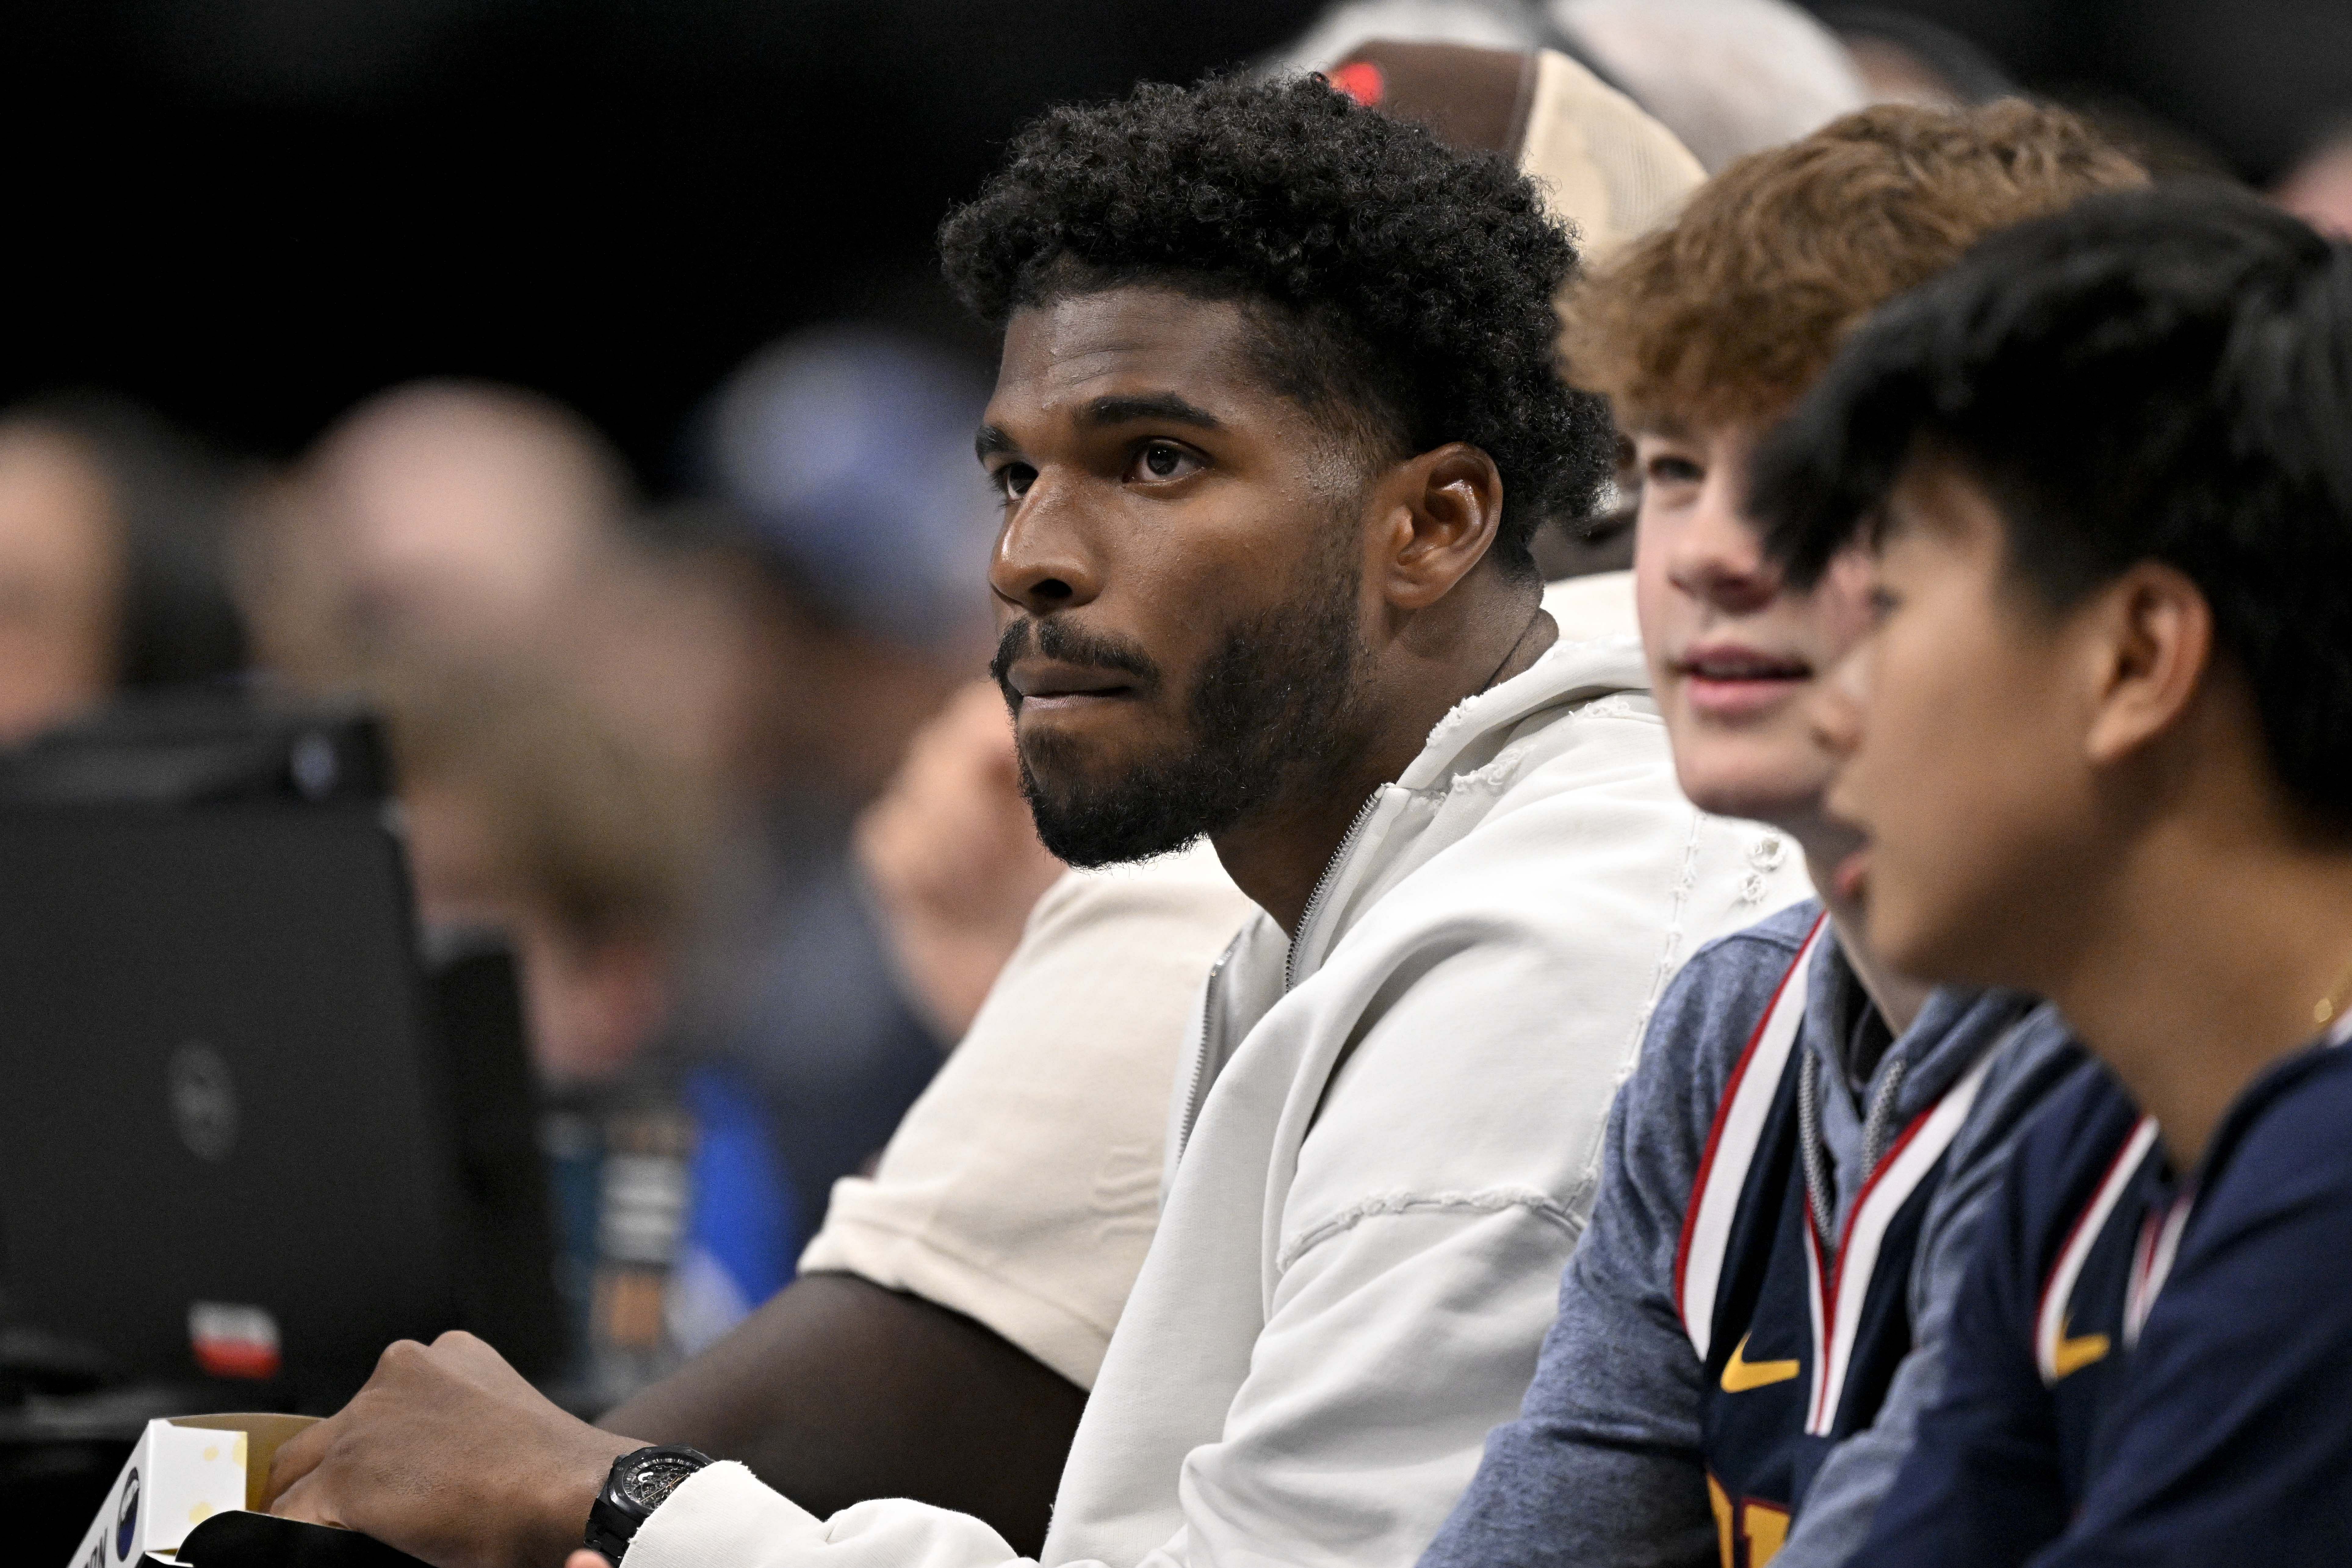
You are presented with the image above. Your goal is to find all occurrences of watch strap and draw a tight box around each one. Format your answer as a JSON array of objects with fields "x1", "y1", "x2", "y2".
[{"x1": 585, "y1": 1444, "x2": 714, "y2": 1563}]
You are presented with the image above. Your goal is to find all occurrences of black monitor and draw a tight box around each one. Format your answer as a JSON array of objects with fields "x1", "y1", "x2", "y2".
[{"x1": 0, "y1": 696, "x2": 562, "y2": 1415}]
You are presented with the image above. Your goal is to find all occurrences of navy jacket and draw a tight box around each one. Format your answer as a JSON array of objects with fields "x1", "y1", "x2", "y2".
[{"x1": 1852, "y1": 1037, "x2": 2352, "y2": 1567}]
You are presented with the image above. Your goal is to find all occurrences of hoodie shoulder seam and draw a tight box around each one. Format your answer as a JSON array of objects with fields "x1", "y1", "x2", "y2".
[{"x1": 1275, "y1": 1185, "x2": 1589, "y2": 1273}]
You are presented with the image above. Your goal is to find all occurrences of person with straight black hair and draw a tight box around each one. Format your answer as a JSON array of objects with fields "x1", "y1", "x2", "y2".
[{"x1": 1750, "y1": 185, "x2": 2352, "y2": 1565}]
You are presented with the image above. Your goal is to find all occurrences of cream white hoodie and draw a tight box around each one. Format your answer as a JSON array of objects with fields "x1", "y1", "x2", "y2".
[{"x1": 631, "y1": 619, "x2": 1809, "y2": 1568}]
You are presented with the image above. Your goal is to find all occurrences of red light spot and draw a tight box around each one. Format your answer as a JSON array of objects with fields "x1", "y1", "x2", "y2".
[
  {"x1": 193, "y1": 1339, "x2": 282, "y2": 1380},
  {"x1": 1328, "y1": 60, "x2": 1385, "y2": 108}
]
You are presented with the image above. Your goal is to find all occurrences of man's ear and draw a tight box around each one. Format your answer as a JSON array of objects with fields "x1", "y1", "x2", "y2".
[
  {"x1": 2080, "y1": 561, "x2": 2215, "y2": 768},
  {"x1": 1373, "y1": 443, "x2": 1506, "y2": 610}
]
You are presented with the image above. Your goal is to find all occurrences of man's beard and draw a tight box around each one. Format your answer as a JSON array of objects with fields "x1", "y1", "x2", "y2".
[{"x1": 990, "y1": 556, "x2": 1368, "y2": 869}]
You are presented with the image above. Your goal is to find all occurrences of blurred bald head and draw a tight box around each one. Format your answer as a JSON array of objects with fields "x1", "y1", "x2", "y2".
[{"x1": 271, "y1": 381, "x2": 633, "y2": 676}]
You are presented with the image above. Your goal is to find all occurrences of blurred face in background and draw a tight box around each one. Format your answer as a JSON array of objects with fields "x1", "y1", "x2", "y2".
[
  {"x1": 2277, "y1": 132, "x2": 2352, "y2": 240},
  {"x1": 1632, "y1": 417, "x2": 1877, "y2": 866},
  {"x1": 0, "y1": 423, "x2": 124, "y2": 744},
  {"x1": 258, "y1": 383, "x2": 630, "y2": 683}
]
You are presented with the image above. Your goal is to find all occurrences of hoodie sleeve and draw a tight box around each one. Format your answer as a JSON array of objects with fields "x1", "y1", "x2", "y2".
[{"x1": 1414, "y1": 921, "x2": 1805, "y2": 1568}]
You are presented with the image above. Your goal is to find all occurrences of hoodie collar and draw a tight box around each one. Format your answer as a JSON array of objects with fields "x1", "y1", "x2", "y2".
[
  {"x1": 1397, "y1": 633, "x2": 1650, "y2": 792},
  {"x1": 1802, "y1": 925, "x2": 2036, "y2": 1119}
]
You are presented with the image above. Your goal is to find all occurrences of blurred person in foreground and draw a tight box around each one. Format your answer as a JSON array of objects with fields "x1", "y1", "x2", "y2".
[
  {"x1": 264, "y1": 71, "x2": 1804, "y2": 1568},
  {"x1": 1421, "y1": 103, "x2": 2144, "y2": 1568},
  {"x1": 1759, "y1": 184, "x2": 2352, "y2": 1568},
  {"x1": 0, "y1": 395, "x2": 247, "y2": 743}
]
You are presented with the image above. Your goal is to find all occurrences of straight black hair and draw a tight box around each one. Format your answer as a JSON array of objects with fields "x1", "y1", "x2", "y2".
[{"x1": 1753, "y1": 185, "x2": 2352, "y2": 827}]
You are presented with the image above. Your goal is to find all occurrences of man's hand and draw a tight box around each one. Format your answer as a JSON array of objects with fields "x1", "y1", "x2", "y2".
[{"x1": 266, "y1": 1330, "x2": 644, "y2": 1568}]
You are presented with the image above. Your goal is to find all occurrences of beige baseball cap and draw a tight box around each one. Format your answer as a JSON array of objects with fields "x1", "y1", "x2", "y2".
[{"x1": 1326, "y1": 38, "x2": 1706, "y2": 259}]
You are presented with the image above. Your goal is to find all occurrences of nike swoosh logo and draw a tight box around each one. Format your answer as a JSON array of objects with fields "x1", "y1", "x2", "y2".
[
  {"x1": 1722, "y1": 1332, "x2": 1801, "y2": 1393},
  {"x1": 2053, "y1": 1317, "x2": 2110, "y2": 1380}
]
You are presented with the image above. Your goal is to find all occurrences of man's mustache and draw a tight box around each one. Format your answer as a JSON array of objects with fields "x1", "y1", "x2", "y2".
[{"x1": 991, "y1": 617, "x2": 1163, "y2": 702}]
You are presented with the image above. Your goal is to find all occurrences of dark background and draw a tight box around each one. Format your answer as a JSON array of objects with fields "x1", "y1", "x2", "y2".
[{"x1": 6, "y1": 0, "x2": 2348, "y2": 481}]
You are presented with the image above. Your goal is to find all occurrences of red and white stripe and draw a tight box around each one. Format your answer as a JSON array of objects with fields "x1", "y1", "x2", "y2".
[
  {"x1": 2034, "y1": 1115, "x2": 2159, "y2": 1385},
  {"x1": 2123, "y1": 1192, "x2": 2193, "y2": 1350},
  {"x1": 1676, "y1": 916, "x2": 1828, "y2": 1362},
  {"x1": 1798, "y1": 1047, "x2": 1995, "y2": 1433}
]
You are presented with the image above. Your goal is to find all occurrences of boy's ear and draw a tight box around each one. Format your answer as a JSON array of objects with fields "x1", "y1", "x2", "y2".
[
  {"x1": 1373, "y1": 443, "x2": 1506, "y2": 610},
  {"x1": 2080, "y1": 561, "x2": 2215, "y2": 768}
]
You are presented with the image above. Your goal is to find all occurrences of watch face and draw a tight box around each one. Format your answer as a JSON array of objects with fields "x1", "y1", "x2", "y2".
[{"x1": 620, "y1": 1452, "x2": 707, "y2": 1510}]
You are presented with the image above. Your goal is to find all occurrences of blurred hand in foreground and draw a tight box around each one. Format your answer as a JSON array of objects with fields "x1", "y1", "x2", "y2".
[
  {"x1": 267, "y1": 1330, "x2": 643, "y2": 1568},
  {"x1": 856, "y1": 679, "x2": 1063, "y2": 1043}
]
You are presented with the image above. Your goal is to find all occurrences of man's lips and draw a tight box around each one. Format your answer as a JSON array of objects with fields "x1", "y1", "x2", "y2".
[
  {"x1": 1005, "y1": 660, "x2": 1141, "y2": 707},
  {"x1": 1672, "y1": 641, "x2": 1813, "y2": 719}
]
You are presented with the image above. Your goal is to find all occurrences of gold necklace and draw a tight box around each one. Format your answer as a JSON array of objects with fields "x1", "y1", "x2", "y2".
[{"x1": 2314, "y1": 954, "x2": 2352, "y2": 1027}]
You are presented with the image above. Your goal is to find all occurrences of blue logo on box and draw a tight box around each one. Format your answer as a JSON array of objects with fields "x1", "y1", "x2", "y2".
[{"x1": 114, "y1": 1468, "x2": 140, "y2": 1561}]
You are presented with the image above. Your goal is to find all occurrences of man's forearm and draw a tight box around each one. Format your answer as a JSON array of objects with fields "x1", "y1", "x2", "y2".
[{"x1": 601, "y1": 1271, "x2": 1087, "y2": 1558}]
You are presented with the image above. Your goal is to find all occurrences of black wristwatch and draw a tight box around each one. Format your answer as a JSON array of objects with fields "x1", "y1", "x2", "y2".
[{"x1": 584, "y1": 1444, "x2": 714, "y2": 1563}]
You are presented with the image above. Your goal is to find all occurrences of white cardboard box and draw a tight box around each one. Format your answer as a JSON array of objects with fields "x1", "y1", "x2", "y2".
[{"x1": 67, "y1": 1413, "x2": 316, "y2": 1567}]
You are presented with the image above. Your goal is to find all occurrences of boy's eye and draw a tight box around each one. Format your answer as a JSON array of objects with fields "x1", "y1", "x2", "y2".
[
  {"x1": 1645, "y1": 454, "x2": 1704, "y2": 485},
  {"x1": 1869, "y1": 585, "x2": 1902, "y2": 621},
  {"x1": 1130, "y1": 441, "x2": 1202, "y2": 483}
]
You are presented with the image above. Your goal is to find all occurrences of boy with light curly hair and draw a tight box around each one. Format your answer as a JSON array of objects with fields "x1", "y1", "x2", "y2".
[{"x1": 1423, "y1": 101, "x2": 2144, "y2": 1568}]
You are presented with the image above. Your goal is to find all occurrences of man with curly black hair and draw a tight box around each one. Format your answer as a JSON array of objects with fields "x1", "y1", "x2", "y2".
[
  {"x1": 256, "y1": 74, "x2": 1802, "y2": 1568},
  {"x1": 940, "y1": 71, "x2": 1615, "y2": 875}
]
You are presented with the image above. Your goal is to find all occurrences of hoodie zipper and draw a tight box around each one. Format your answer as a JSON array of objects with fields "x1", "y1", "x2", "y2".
[
  {"x1": 1283, "y1": 789, "x2": 1384, "y2": 994},
  {"x1": 1174, "y1": 938, "x2": 1238, "y2": 1164},
  {"x1": 1173, "y1": 790, "x2": 1385, "y2": 1164}
]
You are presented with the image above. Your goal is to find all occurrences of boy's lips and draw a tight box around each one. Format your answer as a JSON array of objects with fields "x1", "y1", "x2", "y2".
[
  {"x1": 1830, "y1": 844, "x2": 1870, "y2": 903},
  {"x1": 1674, "y1": 641, "x2": 1813, "y2": 719}
]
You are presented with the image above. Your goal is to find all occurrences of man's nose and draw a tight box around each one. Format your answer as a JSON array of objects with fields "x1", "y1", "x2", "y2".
[
  {"x1": 1809, "y1": 639, "x2": 1872, "y2": 762},
  {"x1": 988, "y1": 475, "x2": 1101, "y2": 617},
  {"x1": 1666, "y1": 481, "x2": 1780, "y2": 614}
]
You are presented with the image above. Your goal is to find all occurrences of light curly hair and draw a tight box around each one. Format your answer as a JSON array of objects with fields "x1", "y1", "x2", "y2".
[{"x1": 1560, "y1": 99, "x2": 2147, "y2": 433}]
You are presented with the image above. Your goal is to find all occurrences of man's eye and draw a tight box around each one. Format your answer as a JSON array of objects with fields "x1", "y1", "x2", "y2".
[
  {"x1": 1131, "y1": 442, "x2": 1200, "y2": 483},
  {"x1": 995, "y1": 464, "x2": 1036, "y2": 503}
]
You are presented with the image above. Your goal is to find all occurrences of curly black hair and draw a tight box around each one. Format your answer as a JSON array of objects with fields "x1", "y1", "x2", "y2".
[{"x1": 938, "y1": 73, "x2": 1612, "y2": 577}]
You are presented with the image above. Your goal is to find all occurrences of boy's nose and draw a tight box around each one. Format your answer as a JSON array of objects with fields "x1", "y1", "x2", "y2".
[
  {"x1": 1666, "y1": 486, "x2": 1780, "y2": 615},
  {"x1": 1809, "y1": 640, "x2": 1872, "y2": 761}
]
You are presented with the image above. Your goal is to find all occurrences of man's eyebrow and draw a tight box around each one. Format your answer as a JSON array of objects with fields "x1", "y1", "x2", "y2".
[
  {"x1": 1080, "y1": 393, "x2": 1224, "y2": 431},
  {"x1": 975, "y1": 394, "x2": 1224, "y2": 462}
]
